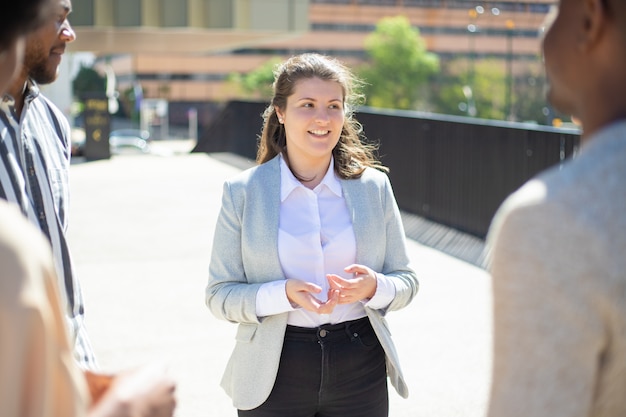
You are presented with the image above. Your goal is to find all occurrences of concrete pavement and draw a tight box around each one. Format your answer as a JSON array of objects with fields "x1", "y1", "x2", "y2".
[{"x1": 67, "y1": 141, "x2": 492, "y2": 417}]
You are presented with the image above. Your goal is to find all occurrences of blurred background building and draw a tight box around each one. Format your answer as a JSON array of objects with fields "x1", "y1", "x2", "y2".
[
  {"x1": 66, "y1": 0, "x2": 556, "y2": 131},
  {"x1": 64, "y1": 0, "x2": 575, "y2": 250}
]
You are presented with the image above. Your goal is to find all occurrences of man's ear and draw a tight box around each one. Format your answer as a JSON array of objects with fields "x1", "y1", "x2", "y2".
[{"x1": 581, "y1": 0, "x2": 609, "y2": 50}]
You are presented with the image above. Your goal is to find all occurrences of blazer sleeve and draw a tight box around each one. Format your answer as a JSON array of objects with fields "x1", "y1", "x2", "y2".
[
  {"x1": 205, "y1": 180, "x2": 264, "y2": 324},
  {"x1": 356, "y1": 171, "x2": 418, "y2": 316},
  {"x1": 382, "y1": 174, "x2": 419, "y2": 312}
]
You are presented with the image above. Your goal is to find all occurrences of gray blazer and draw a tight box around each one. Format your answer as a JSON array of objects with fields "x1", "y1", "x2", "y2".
[{"x1": 206, "y1": 155, "x2": 419, "y2": 411}]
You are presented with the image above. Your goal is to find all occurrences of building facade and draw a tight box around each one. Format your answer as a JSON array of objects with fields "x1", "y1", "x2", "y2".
[{"x1": 69, "y1": 0, "x2": 554, "y2": 112}]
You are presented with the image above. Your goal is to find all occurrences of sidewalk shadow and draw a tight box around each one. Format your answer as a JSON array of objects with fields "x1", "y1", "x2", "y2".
[{"x1": 401, "y1": 211, "x2": 488, "y2": 269}]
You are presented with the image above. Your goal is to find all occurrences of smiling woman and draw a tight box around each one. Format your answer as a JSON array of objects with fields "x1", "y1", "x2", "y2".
[
  {"x1": 206, "y1": 53, "x2": 419, "y2": 417},
  {"x1": 257, "y1": 54, "x2": 388, "y2": 181}
]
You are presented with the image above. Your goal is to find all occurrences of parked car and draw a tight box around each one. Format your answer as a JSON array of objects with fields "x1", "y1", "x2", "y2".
[
  {"x1": 71, "y1": 127, "x2": 86, "y2": 156},
  {"x1": 109, "y1": 129, "x2": 151, "y2": 154}
]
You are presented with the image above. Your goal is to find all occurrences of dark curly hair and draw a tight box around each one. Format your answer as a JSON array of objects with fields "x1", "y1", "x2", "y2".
[
  {"x1": 256, "y1": 53, "x2": 388, "y2": 179},
  {"x1": 0, "y1": 0, "x2": 52, "y2": 49}
]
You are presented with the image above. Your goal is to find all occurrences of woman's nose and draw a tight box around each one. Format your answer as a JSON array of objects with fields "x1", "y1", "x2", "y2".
[{"x1": 315, "y1": 109, "x2": 330, "y2": 124}]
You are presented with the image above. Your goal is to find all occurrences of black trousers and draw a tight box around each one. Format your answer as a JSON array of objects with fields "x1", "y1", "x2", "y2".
[{"x1": 238, "y1": 317, "x2": 389, "y2": 417}]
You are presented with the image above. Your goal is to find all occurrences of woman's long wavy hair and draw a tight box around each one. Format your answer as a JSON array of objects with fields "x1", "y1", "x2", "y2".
[{"x1": 256, "y1": 53, "x2": 388, "y2": 179}]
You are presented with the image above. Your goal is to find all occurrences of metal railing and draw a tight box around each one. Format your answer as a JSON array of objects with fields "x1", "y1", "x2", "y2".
[{"x1": 193, "y1": 101, "x2": 580, "y2": 238}]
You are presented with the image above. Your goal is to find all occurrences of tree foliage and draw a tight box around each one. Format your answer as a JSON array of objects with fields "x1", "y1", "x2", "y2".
[
  {"x1": 431, "y1": 58, "x2": 556, "y2": 124},
  {"x1": 471, "y1": 59, "x2": 507, "y2": 120},
  {"x1": 72, "y1": 65, "x2": 106, "y2": 99},
  {"x1": 359, "y1": 16, "x2": 439, "y2": 110},
  {"x1": 228, "y1": 57, "x2": 282, "y2": 100},
  {"x1": 224, "y1": 17, "x2": 557, "y2": 125}
]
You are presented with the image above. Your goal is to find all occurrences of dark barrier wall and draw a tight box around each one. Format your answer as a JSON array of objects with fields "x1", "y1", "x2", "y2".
[
  {"x1": 192, "y1": 100, "x2": 266, "y2": 160},
  {"x1": 193, "y1": 101, "x2": 580, "y2": 238},
  {"x1": 357, "y1": 108, "x2": 579, "y2": 238}
]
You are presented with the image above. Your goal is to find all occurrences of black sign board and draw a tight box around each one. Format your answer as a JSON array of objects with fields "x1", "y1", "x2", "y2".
[{"x1": 83, "y1": 94, "x2": 111, "y2": 161}]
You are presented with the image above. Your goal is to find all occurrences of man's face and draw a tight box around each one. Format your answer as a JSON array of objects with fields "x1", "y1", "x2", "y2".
[
  {"x1": 542, "y1": 0, "x2": 584, "y2": 116},
  {"x1": 23, "y1": 0, "x2": 75, "y2": 85}
]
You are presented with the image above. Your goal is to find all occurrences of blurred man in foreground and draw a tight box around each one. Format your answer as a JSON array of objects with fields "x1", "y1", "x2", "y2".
[
  {"x1": 487, "y1": 0, "x2": 626, "y2": 416},
  {"x1": 1, "y1": 0, "x2": 95, "y2": 367},
  {"x1": 0, "y1": 1, "x2": 177, "y2": 416}
]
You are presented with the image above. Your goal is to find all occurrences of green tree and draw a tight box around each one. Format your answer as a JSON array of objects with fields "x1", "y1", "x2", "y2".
[
  {"x1": 511, "y1": 61, "x2": 556, "y2": 124},
  {"x1": 432, "y1": 58, "x2": 506, "y2": 120},
  {"x1": 228, "y1": 57, "x2": 282, "y2": 100},
  {"x1": 72, "y1": 65, "x2": 106, "y2": 99},
  {"x1": 359, "y1": 16, "x2": 439, "y2": 110},
  {"x1": 432, "y1": 57, "x2": 558, "y2": 124},
  {"x1": 472, "y1": 60, "x2": 507, "y2": 120},
  {"x1": 118, "y1": 85, "x2": 141, "y2": 122},
  {"x1": 429, "y1": 59, "x2": 468, "y2": 117}
]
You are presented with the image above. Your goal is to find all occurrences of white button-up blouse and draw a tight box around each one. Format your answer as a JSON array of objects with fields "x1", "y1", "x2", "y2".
[{"x1": 255, "y1": 155, "x2": 395, "y2": 327}]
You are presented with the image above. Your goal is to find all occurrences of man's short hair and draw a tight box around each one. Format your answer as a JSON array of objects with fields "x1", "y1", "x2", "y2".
[{"x1": 0, "y1": 0, "x2": 52, "y2": 49}]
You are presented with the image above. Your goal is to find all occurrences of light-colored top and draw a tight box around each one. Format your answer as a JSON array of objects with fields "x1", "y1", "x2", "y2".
[
  {"x1": 255, "y1": 156, "x2": 395, "y2": 326},
  {"x1": 206, "y1": 155, "x2": 419, "y2": 409},
  {"x1": 486, "y1": 120, "x2": 626, "y2": 417},
  {"x1": 0, "y1": 200, "x2": 88, "y2": 417},
  {"x1": 0, "y1": 80, "x2": 96, "y2": 368}
]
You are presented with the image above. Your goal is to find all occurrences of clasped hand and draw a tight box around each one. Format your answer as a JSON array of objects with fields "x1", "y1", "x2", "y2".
[{"x1": 285, "y1": 264, "x2": 378, "y2": 315}]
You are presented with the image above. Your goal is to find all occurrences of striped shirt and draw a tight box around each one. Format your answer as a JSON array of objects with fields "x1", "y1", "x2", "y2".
[{"x1": 0, "y1": 80, "x2": 97, "y2": 369}]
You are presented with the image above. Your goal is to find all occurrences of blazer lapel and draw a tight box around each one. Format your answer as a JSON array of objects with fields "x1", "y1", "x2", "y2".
[
  {"x1": 341, "y1": 178, "x2": 369, "y2": 265},
  {"x1": 251, "y1": 156, "x2": 283, "y2": 280}
]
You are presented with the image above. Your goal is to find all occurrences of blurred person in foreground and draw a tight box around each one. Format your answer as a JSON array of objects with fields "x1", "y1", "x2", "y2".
[
  {"x1": 0, "y1": 0, "x2": 96, "y2": 368},
  {"x1": 0, "y1": 201, "x2": 177, "y2": 417},
  {"x1": 0, "y1": 2, "x2": 177, "y2": 416},
  {"x1": 0, "y1": 1, "x2": 77, "y2": 415},
  {"x1": 486, "y1": 0, "x2": 626, "y2": 416},
  {"x1": 206, "y1": 53, "x2": 418, "y2": 416}
]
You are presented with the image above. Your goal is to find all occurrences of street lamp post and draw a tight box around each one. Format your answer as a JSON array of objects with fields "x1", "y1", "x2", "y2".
[
  {"x1": 462, "y1": 85, "x2": 476, "y2": 117},
  {"x1": 505, "y1": 19, "x2": 515, "y2": 121},
  {"x1": 466, "y1": 6, "x2": 501, "y2": 118},
  {"x1": 467, "y1": 6, "x2": 481, "y2": 101}
]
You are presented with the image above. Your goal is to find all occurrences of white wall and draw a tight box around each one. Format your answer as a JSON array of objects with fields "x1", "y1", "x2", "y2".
[{"x1": 40, "y1": 52, "x2": 95, "y2": 125}]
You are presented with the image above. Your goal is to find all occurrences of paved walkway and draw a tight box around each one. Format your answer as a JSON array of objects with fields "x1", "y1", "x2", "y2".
[{"x1": 67, "y1": 141, "x2": 492, "y2": 417}]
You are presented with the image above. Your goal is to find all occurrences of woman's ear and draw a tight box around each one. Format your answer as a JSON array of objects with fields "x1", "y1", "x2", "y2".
[{"x1": 275, "y1": 107, "x2": 284, "y2": 124}]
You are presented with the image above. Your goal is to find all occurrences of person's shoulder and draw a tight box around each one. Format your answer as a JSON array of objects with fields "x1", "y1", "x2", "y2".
[
  {"x1": 356, "y1": 166, "x2": 390, "y2": 185},
  {"x1": 225, "y1": 155, "x2": 278, "y2": 187},
  {"x1": 36, "y1": 93, "x2": 64, "y2": 117},
  {"x1": 528, "y1": 133, "x2": 625, "y2": 210},
  {"x1": 489, "y1": 154, "x2": 596, "y2": 245},
  {"x1": 0, "y1": 201, "x2": 37, "y2": 246},
  {"x1": 29, "y1": 89, "x2": 68, "y2": 126},
  {"x1": 0, "y1": 201, "x2": 52, "y2": 297}
]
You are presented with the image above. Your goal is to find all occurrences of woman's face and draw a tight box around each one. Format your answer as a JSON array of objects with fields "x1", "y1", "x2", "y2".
[
  {"x1": 276, "y1": 77, "x2": 345, "y2": 168},
  {"x1": 0, "y1": 36, "x2": 25, "y2": 95}
]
